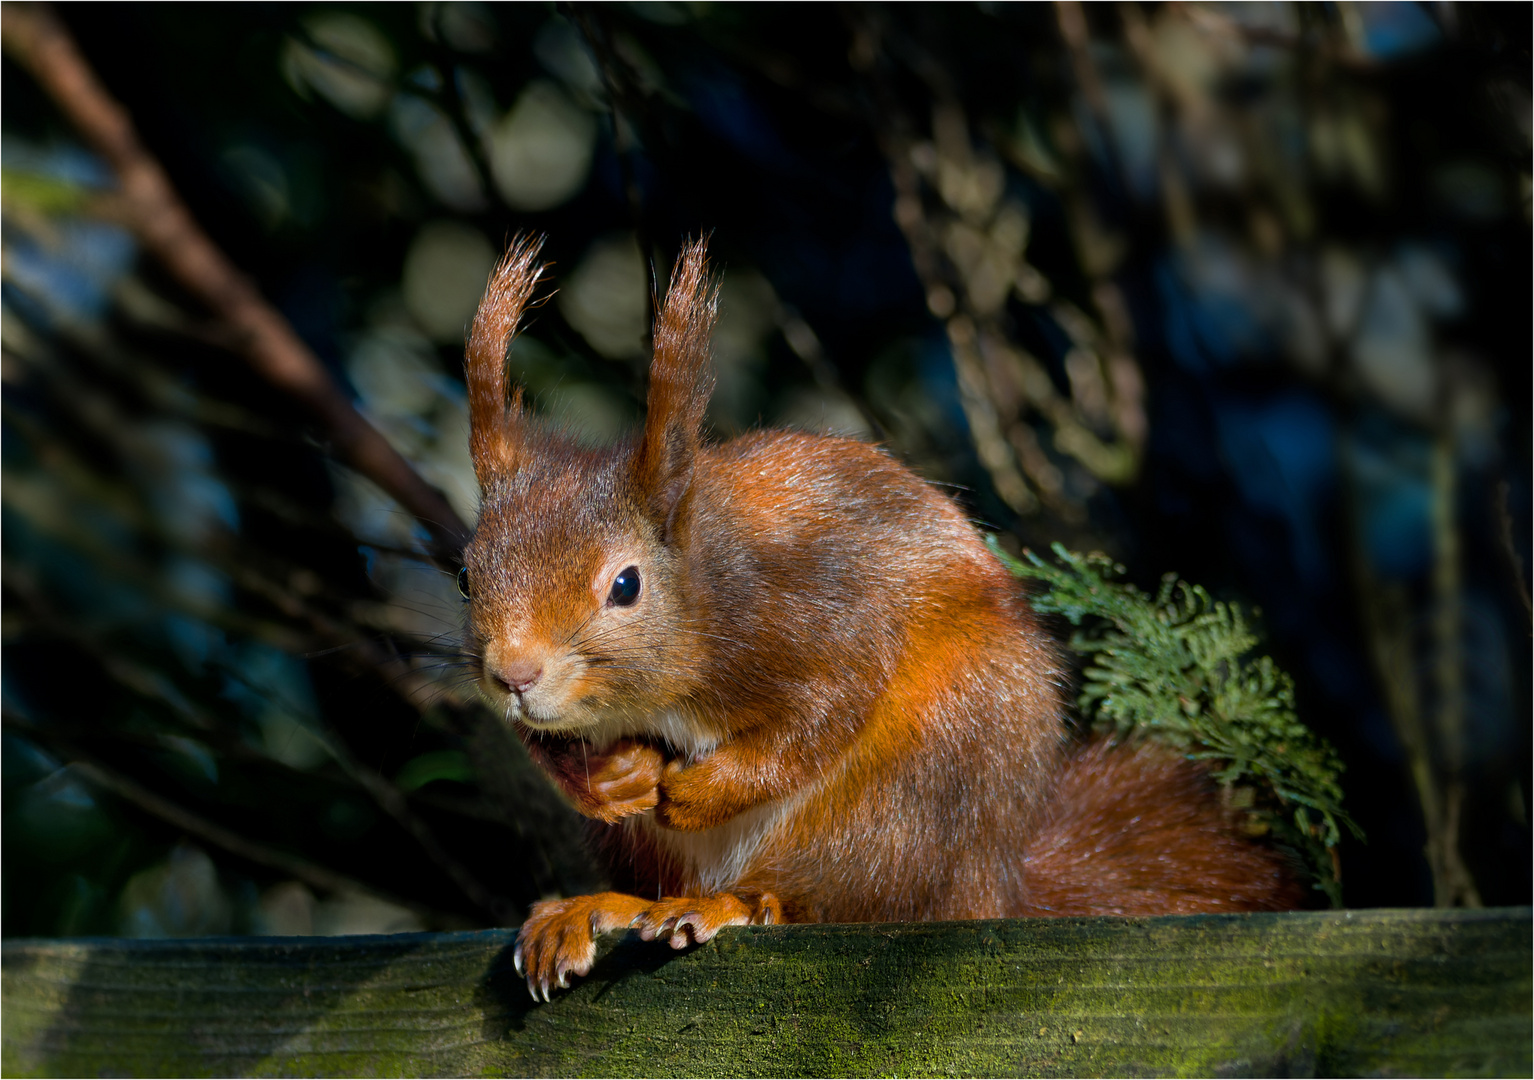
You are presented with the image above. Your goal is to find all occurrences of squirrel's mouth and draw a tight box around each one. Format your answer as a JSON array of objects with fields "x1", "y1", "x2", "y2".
[
  {"x1": 503, "y1": 694, "x2": 596, "y2": 735},
  {"x1": 513, "y1": 708, "x2": 570, "y2": 730},
  {"x1": 475, "y1": 676, "x2": 540, "y2": 725}
]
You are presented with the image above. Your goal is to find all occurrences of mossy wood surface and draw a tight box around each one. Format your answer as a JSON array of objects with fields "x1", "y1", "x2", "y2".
[{"x1": 3, "y1": 908, "x2": 1528, "y2": 1078}]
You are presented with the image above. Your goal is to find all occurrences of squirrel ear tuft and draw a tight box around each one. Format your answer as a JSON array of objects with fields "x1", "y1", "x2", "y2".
[
  {"x1": 635, "y1": 237, "x2": 719, "y2": 538},
  {"x1": 466, "y1": 234, "x2": 546, "y2": 487}
]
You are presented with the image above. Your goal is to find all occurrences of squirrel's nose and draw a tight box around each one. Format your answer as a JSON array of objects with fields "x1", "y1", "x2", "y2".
[{"x1": 491, "y1": 657, "x2": 543, "y2": 696}]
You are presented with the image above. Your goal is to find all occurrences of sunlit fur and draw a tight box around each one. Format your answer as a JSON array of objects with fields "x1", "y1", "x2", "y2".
[
  {"x1": 463, "y1": 237, "x2": 1302, "y2": 998},
  {"x1": 467, "y1": 235, "x2": 545, "y2": 484}
]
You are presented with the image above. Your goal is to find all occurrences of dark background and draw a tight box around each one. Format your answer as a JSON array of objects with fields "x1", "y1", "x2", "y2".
[{"x1": 3, "y1": 2, "x2": 1528, "y2": 938}]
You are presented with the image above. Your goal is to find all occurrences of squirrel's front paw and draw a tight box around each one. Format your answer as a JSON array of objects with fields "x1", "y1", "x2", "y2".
[
  {"x1": 632, "y1": 892, "x2": 782, "y2": 947},
  {"x1": 549, "y1": 739, "x2": 664, "y2": 823},
  {"x1": 654, "y1": 757, "x2": 739, "y2": 831},
  {"x1": 514, "y1": 892, "x2": 649, "y2": 1001}
]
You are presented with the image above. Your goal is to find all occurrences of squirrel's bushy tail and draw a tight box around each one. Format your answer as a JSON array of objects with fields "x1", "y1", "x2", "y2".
[{"x1": 1019, "y1": 738, "x2": 1307, "y2": 915}]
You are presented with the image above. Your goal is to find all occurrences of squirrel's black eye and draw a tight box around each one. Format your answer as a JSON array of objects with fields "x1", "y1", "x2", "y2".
[
  {"x1": 609, "y1": 566, "x2": 641, "y2": 606},
  {"x1": 456, "y1": 567, "x2": 471, "y2": 600}
]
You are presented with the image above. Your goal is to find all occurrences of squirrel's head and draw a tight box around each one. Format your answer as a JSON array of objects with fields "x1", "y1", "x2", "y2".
[{"x1": 459, "y1": 236, "x2": 717, "y2": 740}]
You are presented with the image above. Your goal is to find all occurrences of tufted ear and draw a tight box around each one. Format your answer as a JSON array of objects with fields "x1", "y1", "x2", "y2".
[
  {"x1": 634, "y1": 238, "x2": 719, "y2": 539},
  {"x1": 466, "y1": 235, "x2": 545, "y2": 488}
]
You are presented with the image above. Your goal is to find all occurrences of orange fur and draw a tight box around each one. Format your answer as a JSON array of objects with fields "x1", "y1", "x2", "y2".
[
  {"x1": 461, "y1": 237, "x2": 1304, "y2": 1000},
  {"x1": 1017, "y1": 739, "x2": 1306, "y2": 915}
]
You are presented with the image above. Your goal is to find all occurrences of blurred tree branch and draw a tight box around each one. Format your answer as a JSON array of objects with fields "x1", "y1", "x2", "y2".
[
  {"x1": 2, "y1": 306, "x2": 574, "y2": 924},
  {"x1": 848, "y1": 6, "x2": 1147, "y2": 534},
  {"x1": 1, "y1": 711, "x2": 454, "y2": 925},
  {"x1": 1495, "y1": 481, "x2": 1532, "y2": 620},
  {"x1": 1, "y1": 1, "x2": 1524, "y2": 935},
  {"x1": 3, "y1": 556, "x2": 526, "y2": 924},
  {"x1": 563, "y1": 2, "x2": 659, "y2": 357},
  {"x1": 0, "y1": 1, "x2": 471, "y2": 561}
]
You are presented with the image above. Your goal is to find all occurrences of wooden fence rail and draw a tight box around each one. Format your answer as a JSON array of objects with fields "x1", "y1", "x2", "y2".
[{"x1": 3, "y1": 907, "x2": 1529, "y2": 1077}]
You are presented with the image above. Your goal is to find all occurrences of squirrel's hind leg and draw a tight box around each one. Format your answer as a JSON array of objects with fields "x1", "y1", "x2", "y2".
[{"x1": 515, "y1": 890, "x2": 780, "y2": 1000}]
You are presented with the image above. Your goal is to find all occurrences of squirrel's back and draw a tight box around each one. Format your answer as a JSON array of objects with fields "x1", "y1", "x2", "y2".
[{"x1": 687, "y1": 428, "x2": 1036, "y2": 693}]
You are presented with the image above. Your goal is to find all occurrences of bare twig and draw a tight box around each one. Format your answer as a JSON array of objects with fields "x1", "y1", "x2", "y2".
[
  {"x1": 2, "y1": 712, "x2": 445, "y2": 921},
  {"x1": 312, "y1": 721, "x2": 522, "y2": 925},
  {"x1": 846, "y1": 8, "x2": 1145, "y2": 527},
  {"x1": 844, "y1": 10, "x2": 1036, "y2": 517},
  {"x1": 1429, "y1": 436, "x2": 1481, "y2": 907},
  {"x1": 7, "y1": 563, "x2": 546, "y2": 919},
  {"x1": 1495, "y1": 480, "x2": 1533, "y2": 621},
  {"x1": 1346, "y1": 442, "x2": 1481, "y2": 908},
  {"x1": 1176, "y1": 4, "x2": 1375, "y2": 71},
  {"x1": 0, "y1": 2, "x2": 471, "y2": 562},
  {"x1": 73, "y1": 760, "x2": 376, "y2": 898}
]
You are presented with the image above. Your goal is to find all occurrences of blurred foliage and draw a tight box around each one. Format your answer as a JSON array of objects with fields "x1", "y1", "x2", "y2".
[
  {"x1": 995, "y1": 539, "x2": 1358, "y2": 906},
  {"x1": 2, "y1": 2, "x2": 1528, "y2": 938}
]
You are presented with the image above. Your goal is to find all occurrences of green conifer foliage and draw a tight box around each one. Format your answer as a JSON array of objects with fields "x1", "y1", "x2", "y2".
[{"x1": 990, "y1": 539, "x2": 1360, "y2": 906}]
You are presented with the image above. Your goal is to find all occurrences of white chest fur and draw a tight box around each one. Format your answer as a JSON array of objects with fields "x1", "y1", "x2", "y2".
[{"x1": 628, "y1": 796, "x2": 798, "y2": 894}]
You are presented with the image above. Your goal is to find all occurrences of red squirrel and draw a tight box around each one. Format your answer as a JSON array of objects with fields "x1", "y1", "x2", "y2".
[{"x1": 459, "y1": 237, "x2": 1303, "y2": 1000}]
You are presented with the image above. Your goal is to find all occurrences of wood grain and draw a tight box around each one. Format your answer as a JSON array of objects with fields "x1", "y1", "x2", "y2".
[{"x1": 3, "y1": 908, "x2": 1529, "y2": 1077}]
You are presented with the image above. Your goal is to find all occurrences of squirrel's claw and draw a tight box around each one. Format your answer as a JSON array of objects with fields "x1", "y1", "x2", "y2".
[
  {"x1": 514, "y1": 892, "x2": 652, "y2": 1001},
  {"x1": 630, "y1": 894, "x2": 769, "y2": 947},
  {"x1": 670, "y1": 915, "x2": 700, "y2": 948}
]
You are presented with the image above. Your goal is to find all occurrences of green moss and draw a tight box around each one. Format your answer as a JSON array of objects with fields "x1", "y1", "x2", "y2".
[
  {"x1": 4, "y1": 901, "x2": 1529, "y2": 1072},
  {"x1": 14, "y1": 911, "x2": 1526, "y2": 1076}
]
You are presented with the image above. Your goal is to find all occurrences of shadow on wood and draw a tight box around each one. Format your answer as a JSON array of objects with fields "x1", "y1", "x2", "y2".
[{"x1": 3, "y1": 908, "x2": 1529, "y2": 1077}]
